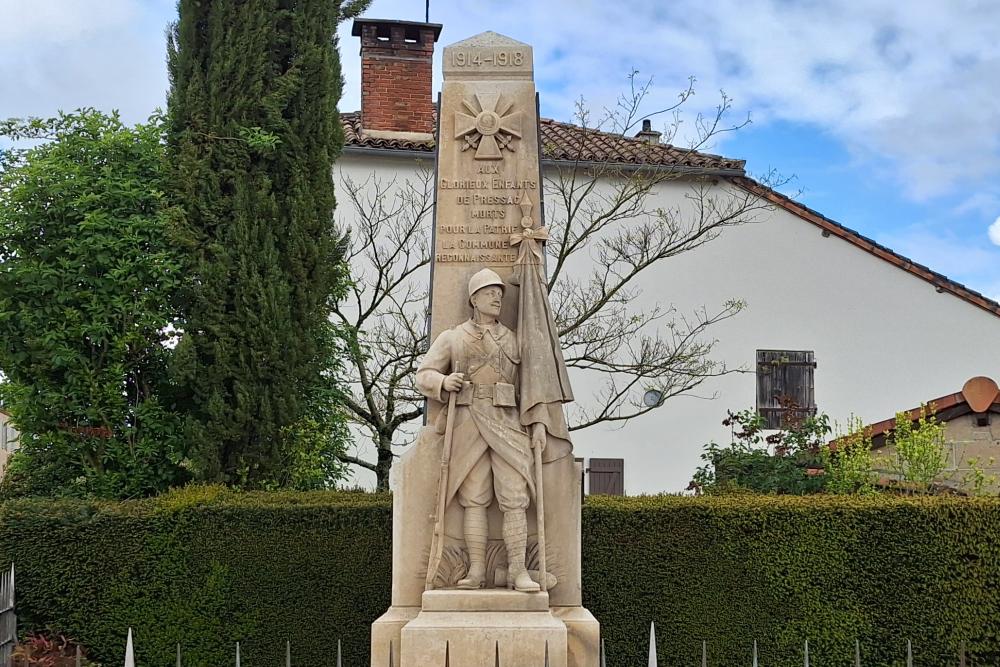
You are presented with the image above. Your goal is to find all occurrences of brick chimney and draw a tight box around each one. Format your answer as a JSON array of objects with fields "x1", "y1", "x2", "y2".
[{"x1": 351, "y1": 18, "x2": 442, "y2": 137}]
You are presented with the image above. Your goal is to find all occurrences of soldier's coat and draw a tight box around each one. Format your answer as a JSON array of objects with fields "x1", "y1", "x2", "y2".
[{"x1": 416, "y1": 319, "x2": 571, "y2": 510}]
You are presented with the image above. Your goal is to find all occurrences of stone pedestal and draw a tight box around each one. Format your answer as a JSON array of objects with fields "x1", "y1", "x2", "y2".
[{"x1": 401, "y1": 591, "x2": 566, "y2": 667}]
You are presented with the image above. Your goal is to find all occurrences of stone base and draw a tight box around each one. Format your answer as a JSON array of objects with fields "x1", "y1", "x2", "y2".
[
  {"x1": 399, "y1": 590, "x2": 567, "y2": 667},
  {"x1": 553, "y1": 606, "x2": 600, "y2": 667},
  {"x1": 371, "y1": 606, "x2": 418, "y2": 667},
  {"x1": 372, "y1": 593, "x2": 600, "y2": 667}
]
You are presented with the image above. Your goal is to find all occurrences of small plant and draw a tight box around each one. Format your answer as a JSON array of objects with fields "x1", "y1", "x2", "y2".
[
  {"x1": 822, "y1": 416, "x2": 877, "y2": 495},
  {"x1": 10, "y1": 633, "x2": 97, "y2": 667},
  {"x1": 889, "y1": 404, "x2": 948, "y2": 493},
  {"x1": 960, "y1": 456, "x2": 997, "y2": 496}
]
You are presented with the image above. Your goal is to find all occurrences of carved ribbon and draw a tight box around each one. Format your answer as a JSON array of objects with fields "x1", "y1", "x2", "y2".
[{"x1": 511, "y1": 226, "x2": 549, "y2": 264}]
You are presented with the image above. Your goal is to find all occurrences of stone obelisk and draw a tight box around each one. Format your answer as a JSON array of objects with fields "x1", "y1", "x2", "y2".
[{"x1": 370, "y1": 31, "x2": 599, "y2": 667}]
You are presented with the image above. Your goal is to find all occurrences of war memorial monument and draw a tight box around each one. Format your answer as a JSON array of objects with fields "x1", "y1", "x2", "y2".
[{"x1": 369, "y1": 30, "x2": 601, "y2": 667}]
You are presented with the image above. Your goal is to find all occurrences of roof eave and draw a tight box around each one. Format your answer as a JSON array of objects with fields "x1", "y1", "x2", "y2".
[
  {"x1": 341, "y1": 145, "x2": 746, "y2": 177},
  {"x1": 731, "y1": 176, "x2": 1000, "y2": 321}
]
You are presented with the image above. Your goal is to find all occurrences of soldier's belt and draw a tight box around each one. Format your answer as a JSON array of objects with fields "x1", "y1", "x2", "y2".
[{"x1": 456, "y1": 382, "x2": 516, "y2": 407}]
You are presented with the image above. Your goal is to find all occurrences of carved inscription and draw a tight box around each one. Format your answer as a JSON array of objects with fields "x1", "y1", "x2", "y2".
[
  {"x1": 451, "y1": 49, "x2": 526, "y2": 68},
  {"x1": 435, "y1": 167, "x2": 538, "y2": 265}
]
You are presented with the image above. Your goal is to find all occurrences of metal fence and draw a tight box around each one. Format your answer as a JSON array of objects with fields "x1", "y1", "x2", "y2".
[
  {"x1": 638, "y1": 621, "x2": 972, "y2": 667},
  {"x1": 142, "y1": 637, "x2": 343, "y2": 667},
  {"x1": 0, "y1": 565, "x2": 14, "y2": 666},
  {"x1": 108, "y1": 619, "x2": 976, "y2": 666}
]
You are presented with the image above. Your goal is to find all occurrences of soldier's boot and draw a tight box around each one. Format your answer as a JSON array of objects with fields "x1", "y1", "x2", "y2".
[
  {"x1": 503, "y1": 509, "x2": 540, "y2": 592},
  {"x1": 457, "y1": 506, "x2": 488, "y2": 589}
]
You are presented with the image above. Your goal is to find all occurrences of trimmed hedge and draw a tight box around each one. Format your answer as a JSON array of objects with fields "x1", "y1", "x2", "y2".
[
  {"x1": 0, "y1": 487, "x2": 392, "y2": 666},
  {"x1": 3, "y1": 488, "x2": 1000, "y2": 666},
  {"x1": 584, "y1": 494, "x2": 1000, "y2": 666}
]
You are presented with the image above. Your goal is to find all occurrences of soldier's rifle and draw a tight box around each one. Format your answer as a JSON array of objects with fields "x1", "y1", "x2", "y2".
[{"x1": 425, "y1": 389, "x2": 459, "y2": 590}]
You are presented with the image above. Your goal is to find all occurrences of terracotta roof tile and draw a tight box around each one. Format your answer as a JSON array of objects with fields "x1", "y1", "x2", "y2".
[
  {"x1": 340, "y1": 111, "x2": 1000, "y2": 322},
  {"x1": 829, "y1": 376, "x2": 1000, "y2": 450},
  {"x1": 340, "y1": 112, "x2": 745, "y2": 171},
  {"x1": 537, "y1": 118, "x2": 745, "y2": 170}
]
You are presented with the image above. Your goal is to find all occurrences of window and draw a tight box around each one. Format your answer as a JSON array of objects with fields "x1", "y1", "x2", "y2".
[
  {"x1": 756, "y1": 350, "x2": 816, "y2": 429},
  {"x1": 588, "y1": 458, "x2": 624, "y2": 496}
]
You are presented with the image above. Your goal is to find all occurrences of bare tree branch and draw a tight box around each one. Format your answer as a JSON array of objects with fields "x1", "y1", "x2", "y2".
[
  {"x1": 332, "y1": 167, "x2": 433, "y2": 489},
  {"x1": 334, "y1": 74, "x2": 785, "y2": 487}
]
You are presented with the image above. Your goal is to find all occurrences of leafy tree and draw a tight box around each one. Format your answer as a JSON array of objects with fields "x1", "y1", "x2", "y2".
[
  {"x1": 691, "y1": 407, "x2": 829, "y2": 495},
  {"x1": 165, "y1": 0, "x2": 368, "y2": 487},
  {"x1": 0, "y1": 110, "x2": 188, "y2": 498}
]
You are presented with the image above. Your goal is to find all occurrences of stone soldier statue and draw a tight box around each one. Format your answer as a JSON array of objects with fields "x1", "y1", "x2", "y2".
[{"x1": 416, "y1": 268, "x2": 544, "y2": 592}]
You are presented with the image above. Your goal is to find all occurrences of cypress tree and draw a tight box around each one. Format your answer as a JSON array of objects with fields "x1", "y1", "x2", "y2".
[{"x1": 166, "y1": 0, "x2": 365, "y2": 486}]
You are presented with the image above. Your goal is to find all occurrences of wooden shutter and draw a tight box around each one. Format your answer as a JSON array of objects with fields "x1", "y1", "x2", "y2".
[
  {"x1": 588, "y1": 458, "x2": 624, "y2": 496},
  {"x1": 756, "y1": 350, "x2": 816, "y2": 429}
]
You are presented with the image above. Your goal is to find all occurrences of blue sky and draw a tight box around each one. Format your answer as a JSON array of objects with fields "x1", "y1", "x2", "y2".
[{"x1": 2, "y1": 0, "x2": 999, "y2": 300}]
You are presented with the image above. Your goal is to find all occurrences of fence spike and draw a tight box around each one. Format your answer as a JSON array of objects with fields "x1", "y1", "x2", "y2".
[
  {"x1": 701, "y1": 640, "x2": 707, "y2": 667},
  {"x1": 544, "y1": 640, "x2": 549, "y2": 667},
  {"x1": 854, "y1": 639, "x2": 861, "y2": 667},
  {"x1": 648, "y1": 621, "x2": 658, "y2": 667},
  {"x1": 599, "y1": 637, "x2": 607, "y2": 667},
  {"x1": 288, "y1": 640, "x2": 293, "y2": 667},
  {"x1": 959, "y1": 639, "x2": 967, "y2": 667},
  {"x1": 236, "y1": 641, "x2": 241, "y2": 667},
  {"x1": 389, "y1": 638, "x2": 395, "y2": 667},
  {"x1": 752, "y1": 639, "x2": 758, "y2": 667},
  {"x1": 804, "y1": 639, "x2": 809, "y2": 667},
  {"x1": 124, "y1": 628, "x2": 135, "y2": 667},
  {"x1": 906, "y1": 640, "x2": 912, "y2": 667},
  {"x1": 176, "y1": 643, "x2": 181, "y2": 667},
  {"x1": 443, "y1": 640, "x2": 448, "y2": 667},
  {"x1": 495, "y1": 639, "x2": 501, "y2": 666},
  {"x1": 336, "y1": 639, "x2": 341, "y2": 667},
  {"x1": 75, "y1": 644, "x2": 82, "y2": 667}
]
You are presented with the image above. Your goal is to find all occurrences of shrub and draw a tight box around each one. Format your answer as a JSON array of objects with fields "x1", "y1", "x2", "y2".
[
  {"x1": 889, "y1": 404, "x2": 948, "y2": 491},
  {"x1": 822, "y1": 416, "x2": 877, "y2": 494},
  {"x1": 692, "y1": 408, "x2": 828, "y2": 494},
  {"x1": 3, "y1": 488, "x2": 1000, "y2": 666},
  {"x1": 10, "y1": 634, "x2": 97, "y2": 667}
]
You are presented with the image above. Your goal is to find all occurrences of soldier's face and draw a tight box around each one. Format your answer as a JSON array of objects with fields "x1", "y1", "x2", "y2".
[{"x1": 471, "y1": 286, "x2": 503, "y2": 318}]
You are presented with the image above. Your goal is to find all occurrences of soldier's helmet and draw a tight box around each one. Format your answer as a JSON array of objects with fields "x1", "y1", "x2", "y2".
[{"x1": 468, "y1": 268, "x2": 505, "y2": 304}]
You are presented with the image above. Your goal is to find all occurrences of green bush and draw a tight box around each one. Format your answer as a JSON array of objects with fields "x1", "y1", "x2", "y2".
[
  {"x1": 3, "y1": 489, "x2": 1000, "y2": 666},
  {"x1": 0, "y1": 486, "x2": 392, "y2": 666},
  {"x1": 584, "y1": 494, "x2": 1000, "y2": 666}
]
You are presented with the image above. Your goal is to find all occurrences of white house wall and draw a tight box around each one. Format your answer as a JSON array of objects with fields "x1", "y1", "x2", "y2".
[{"x1": 335, "y1": 153, "x2": 1000, "y2": 493}]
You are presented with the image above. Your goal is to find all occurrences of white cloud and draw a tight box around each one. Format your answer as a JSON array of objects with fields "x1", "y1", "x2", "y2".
[
  {"x1": 0, "y1": 0, "x2": 171, "y2": 125},
  {"x1": 880, "y1": 226, "x2": 997, "y2": 276},
  {"x1": 339, "y1": 0, "x2": 1000, "y2": 202},
  {"x1": 989, "y1": 217, "x2": 1000, "y2": 247},
  {"x1": 0, "y1": 0, "x2": 136, "y2": 44},
  {"x1": 6, "y1": 0, "x2": 1000, "y2": 208},
  {"x1": 878, "y1": 224, "x2": 1000, "y2": 301}
]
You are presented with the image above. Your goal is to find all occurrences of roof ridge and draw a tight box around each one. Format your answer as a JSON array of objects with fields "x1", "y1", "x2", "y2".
[{"x1": 340, "y1": 111, "x2": 999, "y2": 321}]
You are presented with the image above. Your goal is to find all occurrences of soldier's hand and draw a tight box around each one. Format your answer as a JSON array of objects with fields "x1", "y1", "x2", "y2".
[
  {"x1": 531, "y1": 423, "x2": 546, "y2": 452},
  {"x1": 443, "y1": 372, "x2": 465, "y2": 393}
]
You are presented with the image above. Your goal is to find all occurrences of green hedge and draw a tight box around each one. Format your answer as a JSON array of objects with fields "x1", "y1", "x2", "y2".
[
  {"x1": 3, "y1": 488, "x2": 1000, "y2": 666},
  {"x1": 0, "y1": 487, "x2": 392, "y2": 666}
]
